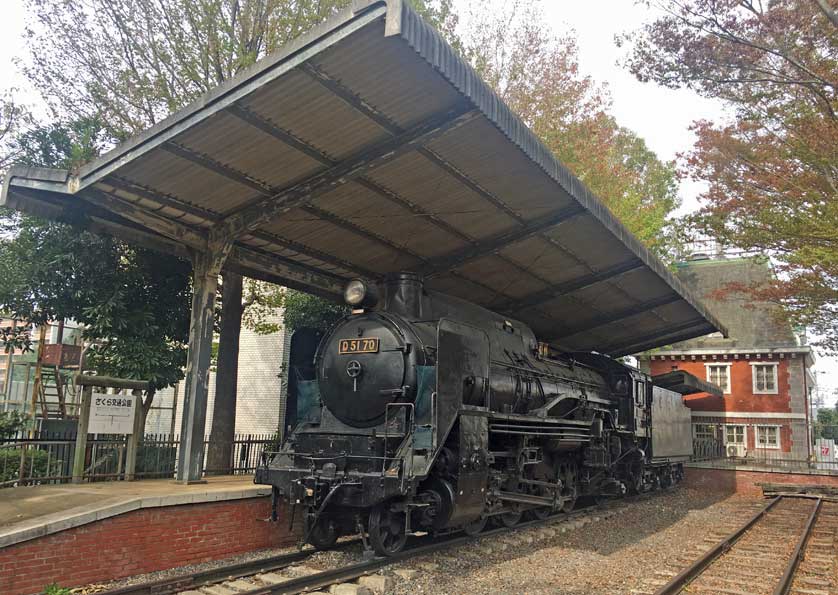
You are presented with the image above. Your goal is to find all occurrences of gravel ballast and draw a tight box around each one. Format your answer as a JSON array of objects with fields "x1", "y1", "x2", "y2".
[
  {"x1": 385, "y1": 487, "x2": 763, "y2": 595},
  {"x1": 88, "y1": 486, "x2": 763, "y2": 595}
]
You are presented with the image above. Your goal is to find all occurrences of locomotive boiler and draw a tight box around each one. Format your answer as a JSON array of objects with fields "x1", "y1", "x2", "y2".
[{"x1": 255, "y1": 272, "x2": 693, "y2": 556}]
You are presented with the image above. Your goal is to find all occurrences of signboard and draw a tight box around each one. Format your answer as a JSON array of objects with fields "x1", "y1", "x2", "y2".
[
  {"x1": 815, "y1": 438, "x2": 835, "y2": 462},
  {"x1": 89, "y1": 391, "x2": 137, "y2": 434}
]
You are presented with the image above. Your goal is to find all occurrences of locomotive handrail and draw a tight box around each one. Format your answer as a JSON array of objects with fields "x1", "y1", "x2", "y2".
[
  {"x1": 491, "y1": 359, "x2": 603, "y2": 390},
  {"x1": 383, "y1": 402, "x2": 415, "y2": 483}
]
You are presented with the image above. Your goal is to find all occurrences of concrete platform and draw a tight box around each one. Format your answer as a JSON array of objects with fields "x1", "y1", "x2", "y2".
[{"x1": 0, "y1": 475, "x2": 270, "y2": 548}]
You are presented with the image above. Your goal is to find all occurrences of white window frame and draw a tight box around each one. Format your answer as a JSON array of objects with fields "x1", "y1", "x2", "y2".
[
  {"x1": 755, "y1": 425, "x2": 781, "y2": 450},
  {"x1": 693, "y1": 424, "x2": 717, "y2": 440},
  {"x1": 723, "y1": 424, "x2": 747, "y2": 445},
  {"x1": 750, "y1": 362, "x2": 779, "y2": 394},
  {"x1": 705, "y1": 363, "x2": 732, "y2": 394}
]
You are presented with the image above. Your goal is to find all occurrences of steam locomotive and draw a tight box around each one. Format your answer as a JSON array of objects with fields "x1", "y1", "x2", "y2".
[{"x1": 255, "y1": 273, "x2": 693, "y2": 555}]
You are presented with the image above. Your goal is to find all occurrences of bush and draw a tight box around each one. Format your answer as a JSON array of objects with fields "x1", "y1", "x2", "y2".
[
  {"x1": 0, "y1": 447, "x2": 63, "y2": 484},
  {"x1": 136, "y1": 441, "x2": 177, "y2": 476},
  {"x1": 0, "y1": 411, "x2": 28, "y2": 441}
]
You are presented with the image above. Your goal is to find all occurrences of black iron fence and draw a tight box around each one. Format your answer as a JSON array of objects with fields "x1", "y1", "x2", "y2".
[
  {"x1": 0, "y1": 431, "x2": 276, "y2": 487},
  {"x1": 690, "y1": 422, "x2": 838, "y2": 475}
]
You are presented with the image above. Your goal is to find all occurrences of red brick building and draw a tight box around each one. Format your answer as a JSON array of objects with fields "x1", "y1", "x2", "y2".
[{"x1": 637, "y1": 255, "x2": 815, "y2": 462}]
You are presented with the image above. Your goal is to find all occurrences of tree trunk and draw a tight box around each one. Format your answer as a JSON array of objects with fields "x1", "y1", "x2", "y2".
[
  {"x1": 206, "y1": 271, "x2": 243, "y2": 475},
  {"x1": 140, "y1": 387, "x2": 155, "y2": 435}
]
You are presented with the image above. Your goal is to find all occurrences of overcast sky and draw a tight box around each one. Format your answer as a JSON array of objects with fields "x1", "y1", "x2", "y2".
[{"x1": 1, "y1": 0, "x2": 835, "y2": 403}]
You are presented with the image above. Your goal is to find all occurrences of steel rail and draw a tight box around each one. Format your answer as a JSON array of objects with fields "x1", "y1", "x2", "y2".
[
  {"x1": 773, "y1": 497, "x2": 822, "y2": 595},
  {"x1": 97, "y1": 488, "x2": 672, "y2": 595},
  {"x1": 96, "y1": 540, "x2": 358, "y2": 595},
  {"x1": 652, "y1": 496, "x2": 783, "y2": 595},
  {"x1": 229, "y1": 506, "x2": 600, "y2": 595}
]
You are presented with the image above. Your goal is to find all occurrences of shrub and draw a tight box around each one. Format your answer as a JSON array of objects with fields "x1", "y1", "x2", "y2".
[{"x1": 0, "y1": 447, "x2": 64, "y2": 484}]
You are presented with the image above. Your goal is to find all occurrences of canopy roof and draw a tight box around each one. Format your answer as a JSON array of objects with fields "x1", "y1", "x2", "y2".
[
  {"x1": 1, "y1": 0, "x2": 724, "y2": 357},
  {"x1": 651, "y1": 371, "x2": 724, "y2": 397}
]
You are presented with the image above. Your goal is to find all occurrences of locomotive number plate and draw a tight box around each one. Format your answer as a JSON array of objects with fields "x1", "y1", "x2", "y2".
[{"x1": 338, "y1": 338, "x2": 379, "y2": 354}]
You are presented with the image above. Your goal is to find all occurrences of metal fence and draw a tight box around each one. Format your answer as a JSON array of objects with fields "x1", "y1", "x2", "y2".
[
  {"x1": 690, "y1": 422, "x2": 838, "y2": 475},
  {"x1": 0, "y1": 431, "x2": 277, "y2": 488}
]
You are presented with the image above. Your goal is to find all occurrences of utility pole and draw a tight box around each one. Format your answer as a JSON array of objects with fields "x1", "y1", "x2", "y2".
[
  {"x1": 3, "y1": 319, "x2": 16, "y2": 399},
  {"x1": 29, "y1": 324, "x2": 47, "y2": 436}
]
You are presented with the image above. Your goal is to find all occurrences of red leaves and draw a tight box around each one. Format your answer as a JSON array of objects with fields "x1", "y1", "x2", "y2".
[{"x1": 626, "y1": 0, "x2": 838, "y2": 348}]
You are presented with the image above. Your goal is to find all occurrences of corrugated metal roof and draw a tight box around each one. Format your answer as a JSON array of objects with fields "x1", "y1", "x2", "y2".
[{"x1": 0, "y1": 0, "x2": 725, "y2": 356}]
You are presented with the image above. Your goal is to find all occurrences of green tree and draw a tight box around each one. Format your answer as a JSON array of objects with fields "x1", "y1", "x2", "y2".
[
  {"x1": 22, "y1": 0, "x2": 452, "y2": 139},
  {"x1": 0, "y1": 121, "x2": 192, "y2": 429},
  {"x1": 0, "y1": 411, "x2": 28, "y2": 440},
  {"x1": 815, "y1": 408, "x2": 838, "y2": 441},
  {"x1": 455, "y1": 0, "x2": 683, "y2": 259},
  {"x1": 23, "y1": 0, "x2": 353, "y2": 138},
  {"x1": 242, "y1": 280, "x2": 347, "y2": 335},
  {"x1": 0, "y1": 92, "x2": 31, "y2": 181},
  {"x1": 621, "y1": 0, "x2": 838, "y2": 348}
]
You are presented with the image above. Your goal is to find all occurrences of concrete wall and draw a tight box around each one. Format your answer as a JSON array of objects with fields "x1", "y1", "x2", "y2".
[{"x1": 145, "y1": 316, "x2": 289, "y2": 437}]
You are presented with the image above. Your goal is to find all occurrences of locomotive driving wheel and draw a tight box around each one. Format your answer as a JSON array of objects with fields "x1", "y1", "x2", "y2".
[
  {"x1": 528, "y1": 486, "x2": 552, "y2": 520},
  {"x1": 306, "y1": 515, "x2": 338, "y2": 550},
  {"x1": 368, "y1": 501, "x2": 407, "y2": 556},
  {"x1": 498, "y1": 508, "x2": 522, "y2": 528},
  {"x1": 464, "y1": 516, "x2": 487, "y2": 536}
]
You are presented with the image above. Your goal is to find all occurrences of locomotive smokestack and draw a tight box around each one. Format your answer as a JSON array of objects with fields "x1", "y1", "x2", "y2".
[{"x1": 383, "y1": 272, "x2": 424, "y2": 319}]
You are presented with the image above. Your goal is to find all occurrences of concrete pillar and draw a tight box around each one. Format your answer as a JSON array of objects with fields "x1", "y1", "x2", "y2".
[
  {"x1": 176, "y1": 247, "x2": 229, "y2": 483},
  {"x1": 124, "y1": 389, "x2": 144, "y2": 481},
  {"x1": 72, "y1": 386, "x2": 92, "y2": 484}
]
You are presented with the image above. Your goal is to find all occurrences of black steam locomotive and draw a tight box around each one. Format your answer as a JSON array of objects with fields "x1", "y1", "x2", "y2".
[{"x1": 255, "y1": 273, "x2": 693, "y2": 555}]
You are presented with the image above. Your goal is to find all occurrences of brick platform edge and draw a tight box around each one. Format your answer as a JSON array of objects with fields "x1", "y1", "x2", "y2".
[
  {"x1": 685, "y1": 466, "x2": 838, "y2": 498},
  {"x1": 0, "y1": 497, "x2": 298, "y2": 595}
]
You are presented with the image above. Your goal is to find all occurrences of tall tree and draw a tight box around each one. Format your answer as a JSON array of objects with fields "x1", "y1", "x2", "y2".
[
  {"x1": 22, "y1": 0, "x2": 452, "y2": 139},
  {"x1": 0, "y1": 92, "x2": 31, "y2": 182},
  {"x1": 621, "y1": 0, "x2": 838, "y2": 348},
  {"x1": 0, "y1": 120, "x2": 193, "y2": 428},
  {"x1": 23, "y1": 0, "x2": 355, "y2": 138},
  {"x1": 206, "y1": 271, "x2": 243, "y2": 474},
  {"x1": 458, "y1": 0, "x2": 683, "y2": 258}
]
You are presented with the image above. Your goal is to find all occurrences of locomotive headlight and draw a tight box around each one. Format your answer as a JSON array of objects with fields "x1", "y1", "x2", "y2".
[
  {"x1": 343, "y1": 278, "x2": 378, "y2": 308},
  {"x1": 344, "y1": 279, "x2": 367, "y2": 306}
]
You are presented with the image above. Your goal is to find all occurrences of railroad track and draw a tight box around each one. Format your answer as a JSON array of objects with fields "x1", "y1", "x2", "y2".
[
  {"x1": 96, "y1": 497, "x2": 622, "y2": 595},
  {"x1": 650, "y1": 495, "x2": 838, "y2": 595},
  {"x1": 96, "y1": 546, "x2": 333, "y2": 595}
]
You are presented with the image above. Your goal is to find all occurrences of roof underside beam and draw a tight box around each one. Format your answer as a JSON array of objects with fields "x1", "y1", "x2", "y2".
[
  {"x1": 226, "y1": 101, "x2": 477, "y2": 248},
  {"x1": 10, "y1": 186, "x2": 345, "y2": 299},
  {"x1": 494, "y1": 258, "x2": 644, "y2": 312},
  {"x1": 599, "y1": 319, "x2": 714, "y2": 357},
  {"x1": 227, "y1": 246, "x2": 344, "y2": 299},
  {"x1": 104, "y1": 177, "x2": 220, "y2": 221},
  {"x1": 211, "y1": 104, "x2": 478, "y2": 242},
  {"x1": 549, "y1": 294, "x2": 683, "y2": 339},
  {"x1": 418, "y1": 204, "x2": 585, "y2": 277},
  {"x1": 300, "y1": 63, "x2": 574, "y2": 291},
  {"x1": 84, "y1": 188, "x2": 208, "y2": 250},
  {"x1": 97, "y1": 178, "x2": 371, "y2": 278},
  {"x1": 162, "y1": 142, "x2": 274, "y2": 195}
]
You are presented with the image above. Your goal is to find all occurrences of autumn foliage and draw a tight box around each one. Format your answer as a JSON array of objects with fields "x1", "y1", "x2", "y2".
[
  {"x1": 624, "y1": 0, "x2": 838, "y2": 349},
  {"x1": 460, "y1": 0, "x2": 682, "y2": 258}
]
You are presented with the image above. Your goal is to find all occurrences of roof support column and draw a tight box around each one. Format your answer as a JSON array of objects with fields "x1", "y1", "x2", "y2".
[{"x1": 176, "y1": 243, "x2": 232, "y2": 483}]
